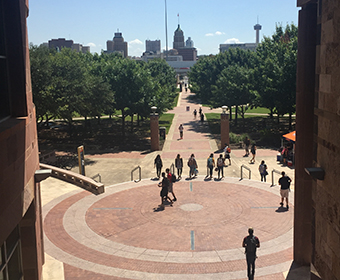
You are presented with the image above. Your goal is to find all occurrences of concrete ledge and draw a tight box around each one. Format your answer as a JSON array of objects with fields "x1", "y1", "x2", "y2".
[{"x1": 40, "y1": 163, "x2": 104, "y2": 195}]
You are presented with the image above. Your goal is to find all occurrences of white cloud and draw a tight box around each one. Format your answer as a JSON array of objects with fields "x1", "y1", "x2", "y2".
[
  {"x1": 205, "y1": 33, "x2": 214, "y2": 37},
  {"x1": 224, "y1": 38, "x2": 244, "y2": 44},
  {"x1": 215, "y1": 31, "x2": 225, "y2": 36},
  {"x1": 86, "y1": 42, "x2": 96, "y2": 47},
  {"x1": 129, "y1": 39, "x2": 143, "y2": 45}
]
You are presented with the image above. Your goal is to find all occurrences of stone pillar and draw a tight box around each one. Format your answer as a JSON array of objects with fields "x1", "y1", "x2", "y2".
[
  {"x1": 294, "y1": 2, "x2": 317, "y2": 266},
  {"x1": 220, "y1": 113, "x2": 230, "y2": 149},
  {"x1": 150, "y1": 113, "x2": 159, "y2": 151}
]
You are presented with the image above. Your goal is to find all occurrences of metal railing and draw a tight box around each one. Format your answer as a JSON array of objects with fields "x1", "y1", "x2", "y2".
[
  {"x1": 91, "y1": 173, "x2": 101, "y2": 183},
  {"x1": 271, "y1": 169, "x2": 282, "y2": 187},
  {"x1": 131, "y1": 166, "x2": 141, "y2": 182},
  {"x1": 170, "y1": 163, "x2": 175, "y2": 175},
  {"x1": 240, "y1": 165, "x2": 251, "y2": 180}
]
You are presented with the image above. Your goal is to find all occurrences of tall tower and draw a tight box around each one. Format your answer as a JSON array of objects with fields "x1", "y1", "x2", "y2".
[
  {"x1": 173, "y1": 24, "x2": 185, "y2": 50},
  {"x1": 254, "y1": 23, "x2": 262, "y2": 44}
]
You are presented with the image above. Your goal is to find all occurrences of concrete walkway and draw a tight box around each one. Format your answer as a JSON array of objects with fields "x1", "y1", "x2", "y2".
[{"x1": 41, "y1": 89, "x2": 304, "y2": 279}]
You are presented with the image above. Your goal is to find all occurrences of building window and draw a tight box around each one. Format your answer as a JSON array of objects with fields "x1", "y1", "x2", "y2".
[
  {"x1": 0, "y1": 226, "x2": 23, "y2": 280},
  {"x1": 0, "y1": 0, "x2": 11, "y2": 120}
]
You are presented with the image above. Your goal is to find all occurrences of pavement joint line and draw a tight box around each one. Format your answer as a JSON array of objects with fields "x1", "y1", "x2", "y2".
[{"x1": 190, "y1": 230, "x2": 195, "y2": 250}]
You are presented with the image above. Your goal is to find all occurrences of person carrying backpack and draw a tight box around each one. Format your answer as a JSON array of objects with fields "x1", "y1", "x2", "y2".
[
  {"x1": 216, "y1": 154, "x2": 225, "y2": 179},
  {"x1": 223, "y1": 143, "x2": 231, "y2": 165},
  {"x1": 242, "y1": 227, "x2": 260, "y2": 280},
  {"x1": 206, "y1": 153, "x2": 215, "y2": 179}
]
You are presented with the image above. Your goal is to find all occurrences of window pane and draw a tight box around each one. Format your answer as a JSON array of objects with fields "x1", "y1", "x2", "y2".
[
  {"x1": 5, "y1": 227, "x2": 19, "y2": 259},
  {"x1": 7, "y1": 246, "x2": 21, "y2": 280},
  {"x1": 0, "y1": 0, "x2": 5, "y2": 56}
]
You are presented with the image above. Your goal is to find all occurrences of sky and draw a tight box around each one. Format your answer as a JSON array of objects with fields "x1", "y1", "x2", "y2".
[{"x1": 27, "y1": 0, "x2": 300, "y2": 57}]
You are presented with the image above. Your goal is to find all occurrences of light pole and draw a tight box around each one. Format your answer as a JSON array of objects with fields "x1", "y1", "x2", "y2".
[{"x1": 221, "y1": 105, "x2": 230, "y2": 149}]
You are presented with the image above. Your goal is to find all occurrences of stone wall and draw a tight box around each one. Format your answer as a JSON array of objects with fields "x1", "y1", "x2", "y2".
[{"x1": 313, "y1": 1, "x2": 340, "y2": 279}]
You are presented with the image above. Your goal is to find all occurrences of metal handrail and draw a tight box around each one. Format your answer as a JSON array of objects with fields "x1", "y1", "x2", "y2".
[
  {"x1": 170, "y1": 163, "x2": 175, "y2": 175},
  {"x1": 131, "y1": 166, "x2": 141, "y2": 182},
  {"x1": 91, "y1": 173, "x2": 101, "y2": 183},
  {"x1": 240, "y1": 165, "x2": 251, "y2": 180},
  {"x1": 271, "y1": 169, "x2": 282, "y2": 187}
]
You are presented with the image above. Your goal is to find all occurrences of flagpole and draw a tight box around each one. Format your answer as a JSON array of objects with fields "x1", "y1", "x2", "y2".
[{"x1": 165, "y1": 0, "x2": 168, "y2": 61}]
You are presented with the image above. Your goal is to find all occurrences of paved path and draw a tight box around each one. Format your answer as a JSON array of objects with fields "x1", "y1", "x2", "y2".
[{"x1": 41, "y1": 89, "x2": 303, "y2": 279}]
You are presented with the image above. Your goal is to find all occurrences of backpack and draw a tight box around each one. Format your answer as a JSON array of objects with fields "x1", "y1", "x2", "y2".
[
  {"x1": 171, "y1": 173, "x2": 176, "y2": 182},
  {"x1": 227, "y1": 147, "x2": 231, "y2": 153},
  {"x1": 245, "y1": 236, "x2": 258, "y2": 253},
  {"x1": 207, "y1": 157, "x2": 213, "y2": 167}
]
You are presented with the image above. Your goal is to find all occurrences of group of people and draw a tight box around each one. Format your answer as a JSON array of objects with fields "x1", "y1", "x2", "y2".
[{"x1": 193, "y1": 107, "x2": 204, "y2": 122}]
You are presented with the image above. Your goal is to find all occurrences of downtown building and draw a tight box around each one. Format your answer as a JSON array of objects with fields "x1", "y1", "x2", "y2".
[
  {"x1": 48, "y1": 38, "x2": 91, "y2": 53},
  {"x1": 105, "y1": 31, "x2": 128, "y2": 58},
  {"x1": 0, "y1": 0, "x2": 44, "y2": 279}
]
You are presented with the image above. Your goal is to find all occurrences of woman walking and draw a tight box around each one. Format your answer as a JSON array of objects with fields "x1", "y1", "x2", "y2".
[
  {"x1": 154, "y1": 154, "x2": 163, "y2": 179},
  {"x1": 187, "y1": 154, "x2": 198, "y2": 178},
  {"x1": 259, "y1": 160, "x2": 268, "y2": 182},
  {"x1": 175, "y1": 154, "x2": 183, "y2": 179},
  {"x1": 178, "y1": 124, "x2": 184, "y2": 139},
  {"x1": 216, "y1": 154, "x2": 225, "y2": 179},
  {"x1": 206, "y1": 153, "x2": 215, "y2": 179},
  {"x1": 250, "y1": 143, "x2": 257, "y2": 164}
]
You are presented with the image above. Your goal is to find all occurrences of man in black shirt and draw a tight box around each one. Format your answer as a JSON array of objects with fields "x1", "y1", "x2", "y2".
[
  {"x1": 242, "y1": 228, "x2": 260, "y2": 280},
  {"x1": 278, "y1": 171, "x2": 291, "y2": 209}
]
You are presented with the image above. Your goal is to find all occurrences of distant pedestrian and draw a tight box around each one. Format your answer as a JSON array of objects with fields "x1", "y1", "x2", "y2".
[
  {"x1": 200, "y1": 113, "x2": 204, "y2": 123},
  {"x1": 223, "y1": 144, "x2": 231, "y2": 165},
  {"x1": 193, "y1": 109, "x2": 197, "y2": 119},
  {"x1": 249, "y1": 143, "x2": 256, "y2": 163},
  {"x1": 279, "y1": 171, "x2": 291, "y2": 209},
  {"x1": 158, "y1": 172, "x2": 173, "y2": 209},
  {"x1": 216, "y1": 154, "x2": 225, "y2": 179},
  {"x1": 244, "y1": 137, "x2": 250, "y2": 157},
  {"x1": 166, "y1": 168, "x2": 177, "y2": 202},
  {"x1": 199, "y1": 107, "x2": 202, "y2": 116},
  {"x1": 187, "y1": 154, "x2": 198, "y2": 178},
  {"x1": 206, "y1": 153, "x2": 215, "y2": 179},
  {"x1": 242, "y1": 227, "x2": 260, "y2": 280},
  {"x1": 175, "y1": 154, "x2": 183, "y2": 179},
  {"x1": 154, "y1": 154, "x2": 163, "y2": 179},
  {"x1": 178, "y1": 124, "x2": 184, "y2": 139},
  {"x1": 258, "y1": 160, "x2": 268, "y2": 182}
]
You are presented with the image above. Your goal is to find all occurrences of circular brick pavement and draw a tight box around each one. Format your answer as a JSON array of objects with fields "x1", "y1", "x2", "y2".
[{"x1": 43, "y1": 177, "x2": 294, "y2": 279}]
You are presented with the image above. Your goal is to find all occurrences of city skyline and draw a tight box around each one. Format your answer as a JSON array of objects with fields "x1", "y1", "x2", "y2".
[{"x1": 27, "y1": 0, "x2": 299, "y2": 57}]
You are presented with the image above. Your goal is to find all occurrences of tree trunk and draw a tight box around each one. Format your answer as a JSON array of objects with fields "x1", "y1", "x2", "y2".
[
  {"x1": 121, "y1": 109, "x2": 126, "y2": 138},
  {"x1": 130, "y1": 113, "x2": 133, "y2": 133},
  {"x1": 235, "y1": 105, "x2": 238, "y2": 126}
]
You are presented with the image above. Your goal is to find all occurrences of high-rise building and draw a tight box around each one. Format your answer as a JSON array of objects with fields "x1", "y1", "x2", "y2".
[
  {"x1": 186, "y1": 37, "x2": 194, "y2": 48},
  {"x1": 173, "y1": 24, "x2": 185, "y2": 50},
  {"x1": 146, "y1": 40, "x2": 161, "y2": 54},
  {"x1": 1, "y1": 0, "x2": 44, "y2": 279},
  {"x1": 254, "y1": 23, "x2": 262, "y2": 45},
  {"x1": 106, "y1": 31, "x2": 128, "y2": 58}
]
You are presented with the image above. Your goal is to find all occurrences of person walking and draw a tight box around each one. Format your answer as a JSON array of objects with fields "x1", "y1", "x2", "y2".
[
  {"x1": 206, "y1": 153, "x2": 215, "y2": 179},
  {"x1": 199, "y1": 107, "x2": 202, "y2": 116},
  {"x1": 200, "y1": 113, "x2": 204, "y2": 123},
  {"x1": 242, "y1": 228, "x2": 260, "y2": 280},
  {"x1": 258, "y1": 160, "x2": 268, "y2": 182},
  {"x1": 175, "y1": 154, "x2": 183, "y2": 179},
  {"x1": 187, "y1": 154, "x2": 198, "y2": 179},
  {"x1": 244, "y1": 137, "x2": 250, "y2": 157},
  {"x1": 158, "y1": 172, "x2": 173, "y2": 209},
  {"x1": 223, "y1": 144, "x2": 231, "y2": 165},
  {"x1": 193, "y1": 109, "x2": 197, "y2": 119},
  {"x1": 216, "y1": 154, "x2": 225, "y2": 179},
  {"x1": 279, "y1": 171, "x2": 292, "y2": 209},
  {"x1": 178, "y1": 124, "x2": 184, "y2": 139},
  {"x1": 249, "y1": 143, "x2": 256, "y2": 163},
  {"x1": 154, "y1": 154, "x2": 163, "y2": 179},
  {"x1": 166, "y1": 168, "x2": 177, "y2": 202}
]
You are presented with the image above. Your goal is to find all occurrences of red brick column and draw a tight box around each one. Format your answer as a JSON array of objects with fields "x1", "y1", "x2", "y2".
[
  {"x1": 294, "y1": 2, "x2": 317, "y2": 266},
  {"x1": 150, "y1": 114, "x2": 159, "y2": 151},
  {"x1": 220, "y1": 113, "x2": 229, "y2": 149}
]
